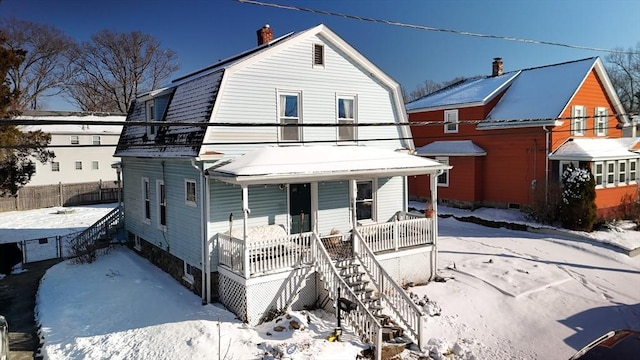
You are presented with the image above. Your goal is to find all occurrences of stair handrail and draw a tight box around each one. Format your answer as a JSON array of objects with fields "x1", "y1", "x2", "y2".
[
  {"x1": 69, "y1": 205, "x2": 124, "y2": 252},
  {"x1": 353, "y1": 228, "x2": 426, "y2": 348},
  {"x1": 311, "y1": 233, "x2": 383, "y2": 360}
]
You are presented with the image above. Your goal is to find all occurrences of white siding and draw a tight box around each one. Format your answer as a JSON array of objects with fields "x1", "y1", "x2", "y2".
[
  {"x1": 204, "y1": 34, "x2": 404, "y2": 158},
  {"x1": 376, "y1": 177, "x2": 405, "y2": 222},
  {"x1": 316, "y1": 181, "x2": 350, "y2": 235}
]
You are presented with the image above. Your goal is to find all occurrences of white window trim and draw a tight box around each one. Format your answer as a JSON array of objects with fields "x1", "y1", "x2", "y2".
[
  {"x1": 605, "y1": 161, "x2": 616, "y2": 187},
  {"x1": 352, "y1": 179, "x2": 377, "y2": 223},
  {"x1": 157, "y1": 179, "x2": 167, "y2": 231},
  {"x1": 51, "y1": 161, "x2": 60, "y2": 172},
  {"x1": 183, "y1": 261, "x2": 195, "y2": 284},
  {"x1": 559, "y1": 160, "x2": 579, "y2": 184},
  {"x1": 70, "y1": 135, "x2": 79, "y2": 145},
  {"x1": 593, "y1": 161, "x2": 604, "y2": 189},
  {"x1": 312, "y1": 43, "x2": 325, "y2": 68},
  {"x1": 92, "y1": 135, "x2": 101, "y2": 145},
  {"x1": 146, "y1": 100, "x2": 156, "y2": 139},
  {"x1": 336, "y1": 94, "x2": 357, "y2": 143},
  {"x1": 444, "y1": 109, "x2": 459, "y2": 134},
  {"x1": 618, "y1": 160, "x2": 627, "y2": 184},
  {"x1": 185, "y1": 179, "x2": 197, "y2": 207},
  {"x1": 142, "y1": 177, "x2": 151, "y2": 224},
  {"x1": 436, "y1": 156, "x2": 450, "y2": 187},
  {"x1": 630, "y1": 159, "x2": 638, "y2": 184},
  {"x1": 277, "y1": 90, "x2": 303, "y2": 142},
  {"x1": 594, "y1": 107, "x2": 608, "y2": 136},
  {"x1": 571, "y1": 105, "x2": 586, "y2": 136},
  {"x1": 133, "y1": 235, "x2": 142, "y2": 251}
]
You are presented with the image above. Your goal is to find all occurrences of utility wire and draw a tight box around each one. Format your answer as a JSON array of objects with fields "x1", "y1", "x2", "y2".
[{"x1": 235, "y1": 0, "x2": 636, "y2": 55}]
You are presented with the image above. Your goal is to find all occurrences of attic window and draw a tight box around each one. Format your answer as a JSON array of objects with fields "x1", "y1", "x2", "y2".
[
  {"x1": 313, "y1": 44, "x2": 324, "y2": 67},
  {"x1": 146, "y1": 100, "x2": 157, "y2": 139}
]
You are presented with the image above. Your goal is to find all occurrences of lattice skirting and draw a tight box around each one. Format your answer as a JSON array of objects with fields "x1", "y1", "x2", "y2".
[{"x1": 218, "y1": 266, "x2": 318, "y2": 326}]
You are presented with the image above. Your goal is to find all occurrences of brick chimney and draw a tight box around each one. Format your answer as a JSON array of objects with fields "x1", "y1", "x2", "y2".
[
  {"x1": 492, "y1": 57, "x2": 503, "y2": 77},
  {"x1": 257, "y1": 24, "x2": 273, "y2": 46}
]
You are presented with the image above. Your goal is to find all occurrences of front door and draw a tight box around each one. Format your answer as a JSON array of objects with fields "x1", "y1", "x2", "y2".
[{"x1": 289, "y1": 183, "x2": 311, "y2": 234}]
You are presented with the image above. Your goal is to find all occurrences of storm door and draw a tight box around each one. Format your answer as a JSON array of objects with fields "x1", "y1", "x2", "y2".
[{"x1": 289, "y1": 183, "x2": 311, "y2": 234}]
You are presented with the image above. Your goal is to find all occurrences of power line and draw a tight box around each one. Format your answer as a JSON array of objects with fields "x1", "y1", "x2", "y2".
[{"x1": 235, "y1": 0, "x2": 637, "y2": 55}]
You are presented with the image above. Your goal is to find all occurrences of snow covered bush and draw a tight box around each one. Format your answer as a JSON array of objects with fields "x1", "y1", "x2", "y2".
[{"x1": 559, "y1": 165, "x2": 597, "y2": 231}]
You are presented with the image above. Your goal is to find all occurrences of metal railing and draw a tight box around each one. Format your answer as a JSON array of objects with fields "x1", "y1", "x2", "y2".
[
  {"x1": 67, "y1": 205, "x2": 124, "y2": 256},
  {"x1": 353, "y1": 228, "x2": 426, "y2": 348}
]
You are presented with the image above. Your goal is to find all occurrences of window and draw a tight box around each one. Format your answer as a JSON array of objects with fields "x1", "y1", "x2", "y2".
[
  {"x1": 185, "y1": 179, "x2": 197, "y2": 206},
  {"x1": 559, "y1": 160, "x2": 579, "y2": 183},
  {"x1": 355, "y1": 180, "x2": 374, "y2": 221},
  {"x1": 142, "y1": 177, "x2": 150, "y2": 223},
  {"x1": 75, "y1": 161, "x2": 82, "y2": 170},
  {"x1": 337, "y1": 96, "x2": 356, "y2": 141},
  {"x1": 157, "y1": 180, "x2": 167, "y2": 229},
  {"x1": 593, "y1": 162, "x2": 604, "y2": 187},
  {"x1": 279, "y1": 92, "x2": 301, "y2": 141},
  {"x1": 51, "y1": 161, "x2": 60, "y2": 172},
  {"x1": 91, "y1": 161, "x2": 99, "y2": 170},
  {"x1": 571, "y1": 105, "x2": 586, "y2": 135},
  {"x1": 436, "y1": 157, "x2": 450, "y2": 186},
  {"x1": 146, "y1": 100, "x2": 156, "y2": 139},
  {"x1": 183, "y1": 262, "x2": 195, "y2": 284},
  {"x1": 630, "y1": 159, "x2": 637, "y2": 183},
  {"x1": 313, "y1": 44, "x2": 324, "y2": 67},
  {"x1": 92, "y1": 135, "x2": 101, "y2": 145},
  {"x1": 618, "y1": 160, "x2": 627, "y2": 184},
  {"x1": 594, "y1": 107, "x2": 608, "y2": 136},
  {"x1": 444, "y1": 110, "x2": 458, "y2": 133},
  {"x1": 70, "y1": 135, "x2": 79, "y2": 145},
  {"x1": 39, "y1": 238, "x2": 48, "y2": 245},
  {"x1": 606, "y1": 161, "x2": 616, "y2": 185},
  {"x1": 134, "y1": 235, "x2": 142, "y2": 251}
]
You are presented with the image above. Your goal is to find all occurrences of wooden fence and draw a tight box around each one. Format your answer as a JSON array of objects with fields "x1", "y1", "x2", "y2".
[{"x1": 0, "y1": 181, "x2": 121, "y2": 213}]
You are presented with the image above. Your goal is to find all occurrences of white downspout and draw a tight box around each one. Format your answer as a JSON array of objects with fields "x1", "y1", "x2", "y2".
[
  {"x1": 429, "y1": 170, "x2": 441, "y2": 281},
  {"x1": 543, "y1": 126, "x2": 550, "y2": 202},
  {"x1": 191, "y1": 159, "x2": 207, "y2": 305},
  {"x1": 205, "y1": 175, "x2": 211, "y2": 303},
  {"x1": 242, "y1": 186, "x2": 250, "y2": 279}
]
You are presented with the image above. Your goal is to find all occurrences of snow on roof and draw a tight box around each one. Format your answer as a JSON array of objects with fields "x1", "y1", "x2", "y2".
[
  {"x1": 405, "y1": 72, "x2": 519, "y2": 111},
  {"x1": 17, "y1": 114, "x2": 124, "y2": 134},
  {"x1": 415, "y1": 140, "x2": 486, "y2": 156},
  {"x1": 481, "y1": 58, "x2": 597, "y2": 127},
  {"x1": 549, "y1": 138, "x2": 640, "y2": 161},
  {"x1": 208, "y1": 146, "x2": 449, "y2": 184}
]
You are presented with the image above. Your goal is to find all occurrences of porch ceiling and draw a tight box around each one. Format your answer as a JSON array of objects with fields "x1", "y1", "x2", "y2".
[{"x1": 206, "y1": 145, "x2": 451, "y2": 185}]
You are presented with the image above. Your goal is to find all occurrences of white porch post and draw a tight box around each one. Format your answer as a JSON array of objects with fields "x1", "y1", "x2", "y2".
[
  {"x1": 430, "y1": 171, "x2": 440, "y2": 280},
  {"x1": 350, "y1": 179, "x2": 359, "y2": 255},
  {"x1": 242, "y1": 186, "x2": 250, "y2": 279}
]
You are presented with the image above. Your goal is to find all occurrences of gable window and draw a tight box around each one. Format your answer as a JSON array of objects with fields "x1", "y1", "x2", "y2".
[
  {"x1": 630, "y1": 159, "x2": 637, "y2": 183},
  {"x1": 142, "y1": 177, "x2": 151, "y2": 223},
  {"x1": 606, "y1": 161, "x2": 616, "y2": 185},
  {"x1": 91, "y1": 161, "x2": 99, "y2": 170},
  {"x1": 594, "y1": 107, "x2": 608, "y2": 136},
  {"x1": 444, "y1": 110, "x2": 458, "y2": 133},
  {"x1": 337, "y1": 95, "x2": 356, "y2": 142},
  {"x1": 436, "y1": 157, "x2": 450, "y2": 186},
  {"x1": 279, "y1": 92, "x2": 302, "y2": 142},
  {"x1": 571, "y1": 105, "x2": 586, "y2": 136},
  {"x1": 75, "y1": 161, "x2": 83, "y2": 170},
  {"x1": 185, "y1": 179, "x2": 197, "y2": 206},
  {"x1": 593, "y1": 162, "x2": 604, "y2": 187},
  {"x1": 146, "y1": 100, "x2": 156, "y2": 139},
  {"x1": 51, "y1": 161, "x2": 60, "y2": 172},
  {"x1": 70, "y1": 135, "x2": 79, "y2": 145},
  {"x1": 183, "y1": 262, "x2": 195, "y2": 284},
  {"x1": 355, "y1": 180, "x2": 374, "y2": 221},
  {"x1": 157, "y1": 180, "x2": 167, "y2": 230},
  {"x1": 618, "y1": 160, "x2": 627, "y2": 184},
  {"x1": 313, "y1": 44, "x2": 324, "y2": 67}
]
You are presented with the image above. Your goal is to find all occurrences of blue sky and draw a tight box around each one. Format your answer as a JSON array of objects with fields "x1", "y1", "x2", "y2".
[{"x1": 2, "y1": 0, "x2": 639, "y2": 111}]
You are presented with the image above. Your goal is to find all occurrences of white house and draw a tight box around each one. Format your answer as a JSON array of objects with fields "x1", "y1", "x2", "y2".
[
  {"x1": 18, "y1": 111, "x2": 124, "y2": 186},
  {"x1": 115, "y1": 24, "x2": 449, "y2": 357}
]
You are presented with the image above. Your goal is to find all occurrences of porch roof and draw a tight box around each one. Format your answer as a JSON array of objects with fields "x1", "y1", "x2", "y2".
[
  {"x1": 207, "y1": 146, "x2": 451, "y2": 185},
  {"x1": 415, "y1": 140, "x2": 486, "y2": 157},
  {"x1": 549, "y1": 138, "x2": 640, "y2": 161}
]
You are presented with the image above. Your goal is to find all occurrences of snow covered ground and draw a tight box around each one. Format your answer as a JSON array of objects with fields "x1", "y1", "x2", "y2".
[{"x1": 1, "y1": 204, "x2": 639, "y2": 359}]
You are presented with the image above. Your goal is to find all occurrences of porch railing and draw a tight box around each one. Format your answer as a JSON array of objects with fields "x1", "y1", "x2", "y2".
[
  {"x1": 311, "y1": 233, "x2": 382, "y2": 360},
  {"x1": 357, "y1": 215, "x2": 433, "y2": 253},
  {"x1": 353, "y1": 228, "x2": 426, "y2": 348},
  {"x1": 218, "y1": 232, "x2": 314, "y2": 277}
]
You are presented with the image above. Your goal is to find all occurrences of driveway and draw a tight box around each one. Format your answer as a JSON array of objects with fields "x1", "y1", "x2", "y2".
[{"x1": 0, "y1": 259, "x2": 61, "y2": 360}]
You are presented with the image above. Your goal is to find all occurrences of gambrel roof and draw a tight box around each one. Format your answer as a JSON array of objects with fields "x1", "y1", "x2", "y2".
[
  {"x1": 115, "y1": 24, "x2": 410, "y2": 158},
  {"x1": 405, "y1": 57, "x2": 629, "y2": 130}
]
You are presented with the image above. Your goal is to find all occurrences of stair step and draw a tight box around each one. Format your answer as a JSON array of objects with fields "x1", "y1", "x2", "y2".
[{"x1": 345, "y1": 280, "x2": 369, "y2": 288}]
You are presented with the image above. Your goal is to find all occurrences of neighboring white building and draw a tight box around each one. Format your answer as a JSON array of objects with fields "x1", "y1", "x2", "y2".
[{"x1": 18, "y1": 111, "x2": 124, "y2": 186}]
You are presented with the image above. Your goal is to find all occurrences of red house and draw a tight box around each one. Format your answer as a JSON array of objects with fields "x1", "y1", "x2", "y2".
[{"x1": 407, "y1": 57, "x2": 639, "y2": 217}]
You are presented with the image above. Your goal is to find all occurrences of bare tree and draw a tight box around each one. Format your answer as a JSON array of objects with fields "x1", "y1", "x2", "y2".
[
  {"x1": 405, "y1": 77, "x2": 467, "y2": 103},
  {"x1": 606, "y1": 43, "x2": 640, "y2": 115},
  {"x1": 67, "y1": 30, "x2": 180, "y2": 113},
  {"x1": 0, "y1": 18, "x2": 76, "y2": 111}
]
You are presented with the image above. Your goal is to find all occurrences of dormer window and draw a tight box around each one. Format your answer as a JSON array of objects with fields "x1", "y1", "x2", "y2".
[
  {"x1": 146, "y1": 100, "x2": 156, "y2": 139},
  {"x1": 313, "y1": 44, "x2": 324, "y2": 67}
]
